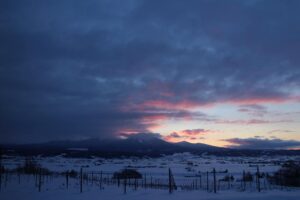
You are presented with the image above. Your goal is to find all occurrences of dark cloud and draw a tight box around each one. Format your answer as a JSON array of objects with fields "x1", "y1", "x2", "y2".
[
  {"x1": 215, "y1": 119, "x2": 292, "y2": 125},
  {"x1": 238, "y1": 104, "x2": 268, "y2": 117},
  {"x1": 118, "y1": 132, "x2": 162, "y2": 140},
  {"x1": 223, "y1": 137, "x2": 300, "y2": 149},
  {"x1": 169, "y1": 132, "x2": 181, "y2": 138},
  {"x1": 1, "y1": 0, "x2": 300, "y2": 143},
  {"x1": 268, "y1": 130, "x2": 296, "y2": 134}
]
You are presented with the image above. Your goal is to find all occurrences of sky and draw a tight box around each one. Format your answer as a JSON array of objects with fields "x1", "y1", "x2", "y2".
[{"x1": 0, "y1": 0, "x2": 300, "y2": 149}]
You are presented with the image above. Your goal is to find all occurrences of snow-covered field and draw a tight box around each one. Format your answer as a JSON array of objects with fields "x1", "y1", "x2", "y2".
[
  {"x1": 1, "y1": 180, "x2": 300, "y2": 200},
  {"x1": 1, "y1": 153, "x2": 300, "y2": 200},
  {"x1": 3, "y1": 153, "x2": 298, "y2": 174}
]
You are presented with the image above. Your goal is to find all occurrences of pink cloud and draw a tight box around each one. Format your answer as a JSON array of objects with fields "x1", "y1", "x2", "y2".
[
  {"x1": 180, "y1": 128, "x2": 212, "y2": 135},
  {"x1": 164, "y1": 128, "x2": 215, "y2": 143}
]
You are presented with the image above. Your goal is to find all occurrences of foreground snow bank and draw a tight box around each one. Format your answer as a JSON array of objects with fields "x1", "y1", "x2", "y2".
[
  {"x1": 1, "y1": 188, "x2": 300, "y2": 200},
  {"x1": 1, "y1": 177, "x2": 299, "y2": 200}
]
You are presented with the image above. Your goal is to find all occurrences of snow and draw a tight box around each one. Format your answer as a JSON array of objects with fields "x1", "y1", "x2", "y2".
[
  {"x1": 1, "y1": 177, "x2": 299, "y2": 200},
  {"x1": 1, "y1": 153, "x2": 300, "y2": 199},
  {"x1": 4, "y1": 153, "x2": 298, "y2": 175}
]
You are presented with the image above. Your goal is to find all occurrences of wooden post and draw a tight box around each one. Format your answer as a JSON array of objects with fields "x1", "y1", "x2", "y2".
[
  {"x1": 0, "y1": 171, "x2": 1, "y2": 191},
  {"x1": 80, "y1": 168, "x2": 83, "y2": 193},
  {"x1": 100, "y1": 171, "x2": 103, "y2": 190},
  {"x1": 168, "y1": 168, "x2": 172, "y2": 193},
  {"x1": 0, "y1": 148, "x2": 2, "y2": 191},
  {"x1": 66, "y1": 171, "x2": 69, "y2": 189},
  {"x1": 117, "y1": 176, "x2": 120, "y2": 187},
  {"x1": 200, "y1": 174, "x2": 202, "y2": 189},
  {"x1": 228, "y1": 175, "x2": 230, "y2": 189},
  {"x1": 4, "y1": 171, "x2": 8, "y2": 188},
  {"x1": 0, "y1": 166, "x2": 2, "y2": 191},
  {"x1": 213, "y1": 168, "x2": 216, "y2": 193},
  {"x1": 38, "y1": 168, "x2": 42, "y2": 192},
  {"x1": 35, "y1": 172, "x2": 38, "y2": 187},
  {"x1": 124, "y1": 178, "x2": 127, "y2": 194},
  {"x1": 206, "y1": 171, "x2": 209, "y2": 191},
  {"x1": 256, "y1": 166, "x2": 261, "y2": 192},
  {"x1": 279, "y1": 170, "x2": 283, "y2": 190},
  {"x1": 242, "y1": 171, "x2": 246, "y2": 190}
]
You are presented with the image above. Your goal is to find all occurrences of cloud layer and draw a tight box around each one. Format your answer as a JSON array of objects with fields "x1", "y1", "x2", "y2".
[
  {"x1": 0, "y1": 0, "x2": 300, "y2": 143},
  {"x1": 223, "y1": 137, "x2": 300, "y2": 149}
]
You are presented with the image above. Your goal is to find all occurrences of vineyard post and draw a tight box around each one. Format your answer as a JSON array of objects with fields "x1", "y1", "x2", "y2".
[
  {"x1": 256, "y1": 166, "x2": 261, "y2": 192},
  {"x1": 38, "y1": 168, "x2": 42, "y2": 192},
  {"x1": 213, "y1": 168, "x2": 216, "y2": 193},
  {"x1": 168, "y1": 168, "x2": 172, "y2": 194},
  {"x1": 66, "y1": 171, "x2": 69, "y2": 189},
  {"x1": 0, "y1": 148, "x2": 2, "y2": 191},
  {"x1": 206, "y1": 171, "x2": 209, "y2": 191},
  {"x1": 243, "y1": 170, "x2": 246, "y2": 190},
  {"x1": 124, "y1": 178, "x2": 127, "y2": 194},
  {"x1": 100, "y1": 171, "x2": 103, "y2": 190},
  {"x1": 199, "y1": 174, "x2": 202, "y2": 189},
  {"x1": 80, "y1": 168, "x2": 83, "y2": 193}
]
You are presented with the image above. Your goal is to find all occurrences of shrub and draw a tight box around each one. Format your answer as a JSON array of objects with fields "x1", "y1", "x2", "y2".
[
  {"x1": 16, "y1": 157, "x2": 51, "y2": 174},
  {"x1": 68, "y1": 170, "x2": 78, "y2": 178},
  {"x1": 269, "y1": 161, "x2": 300, "y2": 187},
  {"x1": 267, "y1": 161, "x2": 300, "y2": 187},
  {"x1": 113, "y1": 169, "x2": 142, "y2": 179},
  {"x1": 242, "y1": 172, "x2": 253, "y2": 182},
  {"x1": 220, "y1": 175, "x2": 234, "y2": 182},
  {"x1": 62, "y1": 170, "x2": 78, "y2": 178}
]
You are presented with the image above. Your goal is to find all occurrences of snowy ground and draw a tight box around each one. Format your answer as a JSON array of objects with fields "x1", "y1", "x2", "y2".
[
  {"x1": 3, "y1": 153, "x2": 299, "y2": 174},
  {"x1": 1, "y1": 176, "x2": 300, "y2": 200},
  {"x1": 1, "y1": 153, "x2": 300, "y2": 199}
]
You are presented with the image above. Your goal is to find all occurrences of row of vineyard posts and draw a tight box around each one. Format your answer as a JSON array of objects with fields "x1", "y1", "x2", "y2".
[{"x1": 0, "y1": 163, "x2": 271, "y2": 194}]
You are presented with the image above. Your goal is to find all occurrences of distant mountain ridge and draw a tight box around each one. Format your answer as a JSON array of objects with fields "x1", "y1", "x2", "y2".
[
  {"x1": 1, "y1": 133, "x2": 221, "y2": 156},
  {"x1": 36, "y1": 133, "x2": 221, "y2": 153},
  {"x1": 1, "y1": 133, "x2": 300, "y2": 157}
]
